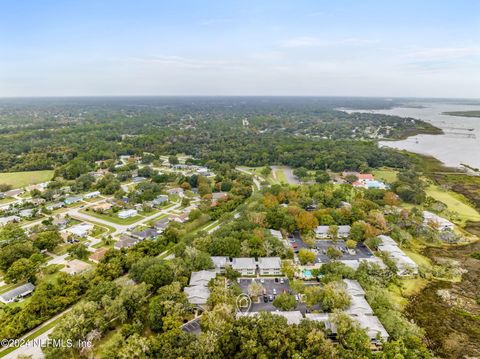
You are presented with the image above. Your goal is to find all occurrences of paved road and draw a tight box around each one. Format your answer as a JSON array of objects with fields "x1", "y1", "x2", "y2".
[{"x1": 236, "y1": 167, "x2": 262, "y2": 191}]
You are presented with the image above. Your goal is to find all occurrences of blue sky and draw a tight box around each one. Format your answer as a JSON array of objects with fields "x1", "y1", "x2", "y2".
[{"x1": 1, "y1": 0, "x2": 479, "y2": 97}]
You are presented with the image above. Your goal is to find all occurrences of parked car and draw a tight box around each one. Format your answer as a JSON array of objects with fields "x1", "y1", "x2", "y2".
[
  {"x1": 268, "y1": 295, "x2": 274, "y2": 302},
  {"x1": 263, "y1": 295, "x2": 268, "y2": 303},
  {"x1": 273, "y1": 288, "x2": 277, "y2": 295},
  {"x1": 280, "y1": 278, "x2": 284, "y2": 284}
]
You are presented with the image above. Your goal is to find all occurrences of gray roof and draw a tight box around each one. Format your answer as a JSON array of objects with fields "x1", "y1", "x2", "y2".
[
  {"x1": 343, "y1": 279, "x2": 365, "y2": 297},
  {"x1": 189, "y1": 270, "x2": 217, "y2": 286},
  {"x1": 257, "y1": 257, "x2": 281, "y2": 270},
  {"x1": 315, "y1": 225, "x2": 329, "y2": 235},
  {"x1": 154, "y1": 217, "x2": 170, "y2": 229},
  {"x1": 211, "y1": 256, "x2": 230, "y2": 268},
  {"x1": 338, "y1": 225, "x2": 351, "y2": 234},
  {"x1": 352, "y1": 314, "x2": 389, "y2": 340},
  {"x1": 0, "y1": 283, "x2": 35, "y2": 302},
  {"x1": 232, "y1": 257, "x2": 256, "y2": 270},
  {"x1": 114, "y1": 235, "x2": 141, "y2": 249},
  {"x1": 132, "y1": 228, "x2": 158, "y2": 239},
  {"x1": 184, "y1": 285, "x2": 210, "y2": 305}
]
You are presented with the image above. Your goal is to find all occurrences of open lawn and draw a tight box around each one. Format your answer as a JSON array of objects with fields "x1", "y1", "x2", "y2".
[
  {"x1": 80, "y1": 209, "x2": 144, "y2": 225},
  {"x1": 372, "y1": 168, "x2": 398, "y2": 183},
  {"x1": 426, "y1": 185, "x2": 480, "y2": 225},
  {"x1": 0, "y1": 170, "x2": 54, "y2": 189},
  {"x1": 274, "y1": 169, "x2": 288, "y2": 184}
]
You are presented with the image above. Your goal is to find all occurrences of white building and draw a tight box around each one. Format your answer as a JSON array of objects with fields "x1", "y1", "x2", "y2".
[
  {"x1": 423, "y1": 211, "x2": 454, "y2": 231},
  {"x1": 257, "y1": 257, "x2": 282, "y2": 275},
  {"x1": 84, "y1": 191, "x2": 101, "y2": 199},
  {"x1": 0, "y1": 215, "x2": 21, "y2": 226},
  {"x1": 377, "y1": 235, "x2": 418, "y2": 276},
  {"x1": 184, "y1": 286, "x2": 210, "y2": 306},
  {"x1": 0, "y1": 283, "x2": 35, "y2": 304},
  {"x1": 66, "y1": 223, "x2": 93, "y2": 237},
  {"x1": 269, "y1": 229, "x2": 283, "y2": 241},
  {"x1": 232, "y1": 257, "x2": 256, "y2": 276},
  {"x1": 315, "y1": 225, "x2": 330, "y2": 239},
  {"x1": 189, "y1": 270, "x2": 217, "y2": 286},
  {"x1": 118, "y1": 209, "x2": 138, "y2": 219},
  {"x1": 211, "y1": 256, "x2": 230, "y2": 272}
]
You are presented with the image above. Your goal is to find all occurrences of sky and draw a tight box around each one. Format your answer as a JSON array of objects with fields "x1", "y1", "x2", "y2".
[{"x1": 0, "y1": 0, "x2": 479, "y2": 98}]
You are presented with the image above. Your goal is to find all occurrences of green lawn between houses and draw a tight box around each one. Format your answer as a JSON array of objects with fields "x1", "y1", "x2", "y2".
[{"x1": 0, "y1": 170, "x2": 54, "y2": 189}]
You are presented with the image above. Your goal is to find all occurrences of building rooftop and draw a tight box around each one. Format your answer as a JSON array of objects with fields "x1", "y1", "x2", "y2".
[
  {"x1": 189, "y1": 270, "x2": 217, "y2": 286},
  {"x1": 211, "y1": 256, "x2": 230, "y2": 268},
  {"x1": 345, "y1": 294, "x2": 374, "y2": 316},
  {"x1": 257, "y1": 257, "x2": 281, "y2": 269},
  {"x1": 352, "y1": 314, "x2": 389, "y2": 340},
  {"x1": 343, "y1": 279, "x2": 365, "y2": 297},
  {"x1": 184, "y1": 285, "x2": 210, "y2": 305},
  {"x1": 60, "y1": 259, "x2": 92, "y2": 275},
  {"x1": 232, "y1": 257, "x2": 256, "y2": 270},
  {"x1": 0, "y1": 283, "x2": 35, "y2": 302}
]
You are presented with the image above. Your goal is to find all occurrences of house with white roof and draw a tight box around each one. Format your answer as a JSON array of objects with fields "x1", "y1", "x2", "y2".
[
  {"x1": 118, "y1": 209, "x2": 138, "y2": 219},
  {"x1": 315, "y1": 225, "x2": 330, "y2": 239},
  {"x1": 0, "y1": 283, "x2": 35, "y2": 304},
  {"x1": 184, "y1": 286, "x2": 210, "y2": 306},
  {"x1": 84, "y1": 191, "x2": 101, "y2": 199},
  {"x1": 232, "y1": 257, "x2": 256, "y2": 276},
  {"x1": 66, "y1": 223, "x2": 93, "y2": 237},
  {"x1": 189, "y1": 270, "x2": 217, "y2": 286},
  {"x1": 257, "y1": 257, "x2": 282, "y2": 275},
  {"x1": 269, "y1": 229, "x2": 283, "y2": 241},
  {"x1": 211, "y1": 256, "x2": 230, "y2": 272},
  {"x1": 352, "y1": 314, "x2": 389, "y2": 341},
  {"x1": 377, "y1": 235, "x2": 418, "y2": 276}
]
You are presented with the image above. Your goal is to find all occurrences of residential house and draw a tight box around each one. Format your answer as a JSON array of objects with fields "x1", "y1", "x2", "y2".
[
  {"x1": 84, "y1": 191, "x2": 101, "y2": 199},
  {"x1": 52, "y1": 217, "x2": 69, "y2": 229},
  {"x1": 189, "y1": 270, "x2": 217, "y2": 286},
  {"x1": 184, "y1": 285, "x2": 210, "y2": 306},
  {"x1": 46, "y1": 202, "x2": 64, "y2": 211},
  {"x1": 257, "y1": 257, "x2": 282, "y2": 275},
  {"x1": 61, "y1": 259, "x2": 92, "y2": 275},
  {"x1": 89, "y1": 247, "x2": 109, "y2": 264},
  {"x1": 64, "y1": 196, "x2": 83, "y2": 205},
  {"x1": 377, "y1": 235, "x2": 418, "y2": 276},
  {"x1": 19, "y1": 208, "x2": 35, "y2": 218},
  {"x1": 0, "y1": 283, "x2": 35, "y2": 304},
  {"x1": 118, "y1": 209, "x2": 138, "y2": 219},
  {"x1": 211, "y1": 256, "x2": 230, "y2": 273},
  {"x1": 169, "y1": 213, "x2": 189, "y2": 223},
  {"x1": 114, "y1": 235, "x2": 141, "y2": 250},
  {"x1": 151, "y1": 195, "x2": 169, "y2": 207},
  {"x1": 131, "y1": 228, "x2": 158, "y2": 240},
  {"x1": 153, "y1": 217, "x2": 170, "y2": 233},
  {"x1": 232, "y1": 257, "x2": 257, "y2": 276},
  {"x1": 338, "y1": 225, "x2": 351, "y2": 238},
  {"x1": 0, "y1": 215, "x2": 21, "y2": 226},
  {"x1": 314, "y1": 225, "x2": 330, "y2": 239},
  {"x1": 66, "y1": 223, "x2": 93, "y2": 237},
  {"x1": 4, "y1": 189, "x2": 24, "y2": 197},
  {"x1": 92, "y1": 202, "x2": 113, "y2": 213},
  {"x1": 166, "y1": 187, "x2": 184, "y2": 196}
]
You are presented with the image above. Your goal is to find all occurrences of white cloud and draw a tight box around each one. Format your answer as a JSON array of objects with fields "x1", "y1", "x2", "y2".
[{"x1": 279, "y1": 36, "x2": 376, "y2": 48}]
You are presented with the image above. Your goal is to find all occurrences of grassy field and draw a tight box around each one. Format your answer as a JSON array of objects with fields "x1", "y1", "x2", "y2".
[
  {"x1": 426, "y1": 184, "x2": 480, "y2": 225},
  {"x1": 372, "y1": 168, "x2": 398, "y2": 183},
  {"x1": 274, "y1": 169, "x2": 288, "y2": 184},
  {"x1": 0, "y1": 170, "x2": 54, "y2": 189},
  {"x1": 80, "y1": 209, "x2": 144, "y2": 225}
]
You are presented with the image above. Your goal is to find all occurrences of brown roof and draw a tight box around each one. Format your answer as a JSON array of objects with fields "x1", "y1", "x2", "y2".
[{"x1": 89, "y1": 247, "x2": 109, "y2": 262}]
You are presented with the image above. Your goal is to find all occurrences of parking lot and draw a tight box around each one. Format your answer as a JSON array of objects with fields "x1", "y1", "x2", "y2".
[
  {"x1": 289, "y1": 232, "x2": 373, "y2": 263},
  {"x1": 237, "y1": 277, "x2": 308, "y2": 312},
  {"x1": 315, "y1": 240, "x2": 373, "y2": 261}
]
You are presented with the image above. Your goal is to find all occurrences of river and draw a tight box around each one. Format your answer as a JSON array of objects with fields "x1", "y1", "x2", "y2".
[{"x1": 346, "y1": 102, "x2": 480, "y2": 169}]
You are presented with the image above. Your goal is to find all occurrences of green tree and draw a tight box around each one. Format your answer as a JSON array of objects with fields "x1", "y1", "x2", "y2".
[
  {"x1": 298, "y1": 248, "x2": 316, "y2": 265},
  {"x1": 326, "y1": 246, "x2": 343, "y2": 260},
  {"x1": 272, "y1": 292, "x2": 297, "y2": 310},
  {"x1": 67, "y1": 243, "x2": 89, "y2": 260},
  {"x1": 34, "y1": 231, "x2": 63, "y2": 252},
  {"x1": 5, "y1": 258, "x2": 38, "y2": 284}
]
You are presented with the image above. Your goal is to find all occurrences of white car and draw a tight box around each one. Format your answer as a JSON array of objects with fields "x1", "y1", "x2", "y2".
[
  {"x1": 280, "y1": 278, "x2": 284, "y2": 284},
  {"x1": 260, "y1": 278, "x2": 265, "y2": 283}
]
